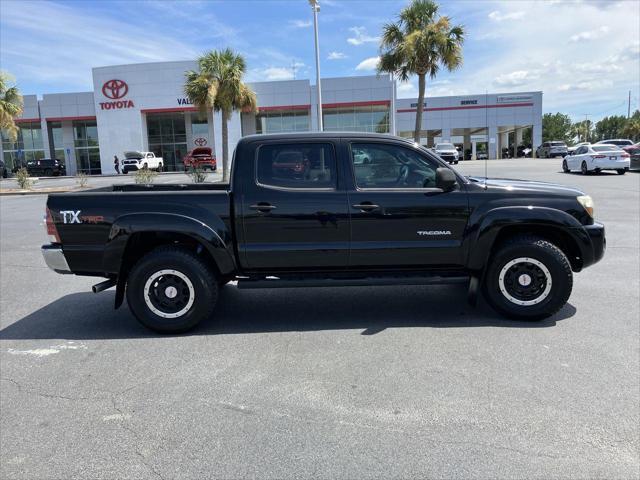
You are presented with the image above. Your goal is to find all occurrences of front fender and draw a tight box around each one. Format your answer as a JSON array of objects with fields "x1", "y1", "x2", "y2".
[
  {"x1": 465, "y1": 206, "x2": 586, "y2": 270},
  {"x1": 103, "y1": 212, "x2": 236, "y2": 276}
]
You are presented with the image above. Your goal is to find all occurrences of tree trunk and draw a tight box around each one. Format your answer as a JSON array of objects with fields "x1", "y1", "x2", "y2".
[
  {"x1": 221, "y1": 109, "x2": 230, "y2": 182},
  {"x1": 414, "y1": 73, "x2": 426, "y2": 144}
]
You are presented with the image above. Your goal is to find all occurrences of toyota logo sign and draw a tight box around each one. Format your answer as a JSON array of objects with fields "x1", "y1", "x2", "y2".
[
  {"x1": 102, "y1": 79, "x2": 128, "y2": 99},
  {"x1": 194, "y1": 137, "x2": 207, "y2": 146},
  {"x1": 99, "y1": 79, "x2": 134, "y2": 110}
]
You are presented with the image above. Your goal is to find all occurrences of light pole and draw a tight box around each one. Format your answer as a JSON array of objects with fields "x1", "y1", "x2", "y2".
[{"x1": 309, "y1": 0, "x2": 323, "y2": 131}]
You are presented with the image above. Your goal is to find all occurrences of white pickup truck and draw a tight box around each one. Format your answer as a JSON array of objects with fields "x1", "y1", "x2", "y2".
[{"x1": 122, "y1": 151, "x2": 163, "y2": 173}]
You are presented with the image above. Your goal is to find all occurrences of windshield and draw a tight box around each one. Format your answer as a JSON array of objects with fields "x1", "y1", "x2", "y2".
[
  {"x1": 550, "y1": 142, "x2": 566, "y2": 146},
  {"x1": 436, "y1": 143, "x2": 455, "y2": 149}
]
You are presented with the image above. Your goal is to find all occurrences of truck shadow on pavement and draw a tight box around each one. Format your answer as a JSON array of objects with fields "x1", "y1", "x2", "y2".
[{"x1": 0, "y1": 284, "x2": 576, "y2": 340}]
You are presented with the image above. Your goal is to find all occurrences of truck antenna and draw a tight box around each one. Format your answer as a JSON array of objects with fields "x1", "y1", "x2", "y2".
[{"x1": 484, "y1": 90, "x2": 488, "y2": 189}]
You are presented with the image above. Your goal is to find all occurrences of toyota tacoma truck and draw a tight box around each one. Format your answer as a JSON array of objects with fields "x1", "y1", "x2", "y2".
[
  {"x1": 42, "y1": 133, "x2": 605, "y2": 333},
  {"x1": 122, "y1": 151, "x2": 163, "y2": 173}
]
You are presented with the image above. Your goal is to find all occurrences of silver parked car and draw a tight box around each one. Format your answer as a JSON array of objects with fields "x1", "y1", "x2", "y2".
[{"x1": 536, "y1": 141, "x2": 568, "y2": 158}]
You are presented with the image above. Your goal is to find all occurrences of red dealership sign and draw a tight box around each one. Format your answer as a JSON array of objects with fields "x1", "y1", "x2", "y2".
[{"x1": 100, "y1": 79, "x2": 134, "y2": 110}]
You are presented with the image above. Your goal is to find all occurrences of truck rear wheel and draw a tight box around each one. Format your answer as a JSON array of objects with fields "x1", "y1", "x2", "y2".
[
  {"x1": 126, "y1": 246, "x2": 218, "y2": 333},
  {"x1": 483, "y1": 236, "x2": 572, "y2": 321}
]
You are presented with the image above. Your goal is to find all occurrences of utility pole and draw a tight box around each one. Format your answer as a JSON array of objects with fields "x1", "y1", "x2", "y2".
[
  {"x1": 309, "y1": 0, "x2": 323, "y2": 131},
  {"x1": 628, "y1": 90, "x2": 631, "y2": 119}
]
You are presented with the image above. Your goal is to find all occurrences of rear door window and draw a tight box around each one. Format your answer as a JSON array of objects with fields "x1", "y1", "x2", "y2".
[{"x1": 256, "y1": 143, "x2": 337, "y2": 189}]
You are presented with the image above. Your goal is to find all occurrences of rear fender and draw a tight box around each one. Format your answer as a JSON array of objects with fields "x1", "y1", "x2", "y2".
[
  {"x1": 105, "y1": 211, "x2": 236, "y2": 280},
  {"x1": 466, "y1": 206, "x2": 587, "y2": 270}
]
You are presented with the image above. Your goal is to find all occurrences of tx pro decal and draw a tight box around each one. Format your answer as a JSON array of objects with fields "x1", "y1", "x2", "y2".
[
  {"x1": 60, "y1": 210, "x2": 81, "y2": 224},
  {"x1": 417, "y1": 230, "x2": 452, "y2": 236}
]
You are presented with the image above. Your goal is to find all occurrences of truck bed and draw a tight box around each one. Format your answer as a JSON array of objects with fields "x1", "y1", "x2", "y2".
[
  {"x1": 48, "y1": 185, "x2": 234, "y2": 276},
  {"x1": 89, "y1": 182, "x2": 230, "y2": 193}
]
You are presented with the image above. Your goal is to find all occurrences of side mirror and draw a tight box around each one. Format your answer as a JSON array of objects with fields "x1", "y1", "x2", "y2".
[{"x1": 435, "y1": 167, "x2": 457, "y2": 191}]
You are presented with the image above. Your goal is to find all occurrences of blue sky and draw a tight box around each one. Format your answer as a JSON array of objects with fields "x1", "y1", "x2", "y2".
[{"x1": 1, "y1": 0, "x2": 638, "y2": 122}]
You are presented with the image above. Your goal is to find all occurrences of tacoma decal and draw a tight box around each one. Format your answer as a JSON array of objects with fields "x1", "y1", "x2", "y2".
[{"x1": 418, "y1": 230, "x2": 452, "y2": 236}]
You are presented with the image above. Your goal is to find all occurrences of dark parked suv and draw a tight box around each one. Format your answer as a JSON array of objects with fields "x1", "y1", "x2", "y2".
[{"x1": 26, "y1": 158, "x2": 66, "y2": 176}]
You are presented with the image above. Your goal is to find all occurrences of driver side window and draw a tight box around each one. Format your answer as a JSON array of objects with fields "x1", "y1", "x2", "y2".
[{"x1": 350, "y1": 143, "x2": 438, "y2": 189}]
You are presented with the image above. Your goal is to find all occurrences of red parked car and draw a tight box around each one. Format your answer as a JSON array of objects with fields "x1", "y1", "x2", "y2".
[{"x1": 183, "y1": 147, "x2": 217, "y2": 171}]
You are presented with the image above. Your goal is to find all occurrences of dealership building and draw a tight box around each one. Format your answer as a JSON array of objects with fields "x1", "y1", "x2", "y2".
[{"x1": 2, "y1": 60, "x2": 542, "y2": 175}]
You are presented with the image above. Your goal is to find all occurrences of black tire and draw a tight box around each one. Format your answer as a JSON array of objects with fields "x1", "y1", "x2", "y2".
[
  {"x1": 44, "y1": 168, "x2": 53, "y2": 177},
  {"x1": 562, "y1": 159, "x2": 569, "y2": 173},
  {"x1": 483, "y1": 235, "x2": 573, "y2": 321},
  {"x1": 617, "y1": 169, "x2": 626, "y2": 175},
  {"x1": 581, "y1": 161, "x2": 589, "y2": 175},
  {"x1": 126, "y1": 246, "x2": 218, "y2": 333}
]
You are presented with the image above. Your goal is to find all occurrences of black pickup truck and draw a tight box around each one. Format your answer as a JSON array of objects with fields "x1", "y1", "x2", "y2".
[{"x1": 42, "y1": 133, "x2": 605, "y2": 333}]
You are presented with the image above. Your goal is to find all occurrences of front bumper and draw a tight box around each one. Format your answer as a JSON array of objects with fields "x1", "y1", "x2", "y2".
[
  {"x1": 583, "y1": 222, "x2": 606, "y2": 268},
  {"x1": 42, "y1": 244, "x2": 72, "y2": 274}
]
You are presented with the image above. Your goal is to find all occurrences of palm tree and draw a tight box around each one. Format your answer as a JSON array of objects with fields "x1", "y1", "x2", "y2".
[
  {"x1": 185, "y1": 49, "x2": 256, "y2": 181},
  {"x1": 378, "y1": 0, "x2": 464, "y2": 143},
  {"x1": 0, "y1": 72, "x2": 24, "y2": 143}
]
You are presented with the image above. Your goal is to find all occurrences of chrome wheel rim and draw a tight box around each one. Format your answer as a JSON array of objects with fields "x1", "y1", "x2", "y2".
[
  {"x1": 498, "y1": 257, "x2": 552, "y2": 306},
  {"x1": 143, "y1": 269, "x2": 195, "y2": 318}
]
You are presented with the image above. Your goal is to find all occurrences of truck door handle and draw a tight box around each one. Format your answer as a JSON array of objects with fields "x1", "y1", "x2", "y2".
[
  {"x1": 352, "y1": 203, "x2": 379, "y2": 212},
  {"x1": 250, "y1": 203, "x2": 277, "y2": 212}
]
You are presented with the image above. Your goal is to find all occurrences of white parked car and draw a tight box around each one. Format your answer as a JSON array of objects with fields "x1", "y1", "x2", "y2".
[
  {"x1": 562, "y1": 144, "x2": 630, "y2": 175},
  {"x1": 433, "y1": 143, "x2": 459, "y2": 164},
  {"x1": 122, "y1": 151, "x2": 164, "y2": 173},
  {"x1": 595, "y1": 139, "x2": 634, "y2": 148},
  {"x1": 567, "y1": 142, "x2": 590, "y2": 156}
]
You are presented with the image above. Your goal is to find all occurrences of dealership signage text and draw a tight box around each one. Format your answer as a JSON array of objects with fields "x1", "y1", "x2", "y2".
[{"x1": 100, "y1": 100, "x2": 135, "y2": 110}]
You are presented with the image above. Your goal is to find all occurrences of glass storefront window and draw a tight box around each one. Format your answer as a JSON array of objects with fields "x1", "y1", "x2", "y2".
[
  {"x1": 1, "y1": 122, "x2": 45, "y2": 171},
  {"x1": 73, "y1": 120, "x2": 101, "y2": 175},
  {"x1": 146, "y1": 113, "x2": 188, "y2": 171},
  {"x1": 323, "y1": 104, "x2": 390, "y2": 133},
  {"x1": 191, "y1": 117, "x2": 208, "y2": 137},
  {"x1": 255, "y1": 109, "x2": 310, "y2": 134}
]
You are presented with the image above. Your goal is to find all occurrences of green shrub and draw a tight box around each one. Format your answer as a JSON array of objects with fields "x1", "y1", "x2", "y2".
[
  {"x1": 134, "y1": 167, "x2": 158, "y2": 184},
  {"x1": 15, "y1": 168, "x2": 32, "y2": 190},
  {"x1": 188, "y1": 167, "x2": 207, "y2": 183},
  {"x1": 76, "y1": 172, "x2": 88, "y2": 188}
]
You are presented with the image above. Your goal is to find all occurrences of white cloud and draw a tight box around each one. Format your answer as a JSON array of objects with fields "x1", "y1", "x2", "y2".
[
  {"x1": 0, "y1": 1, "x2": 202, "y2": 91},
  {"x1": 493, "y1": 70, "x2": 540, "y2": 87},
  {"x1": 347, "y1": 26, "x2": 379, "y2": 46},
  {"x1": 557, "y1": 80, "x2": 613, "y2": 91},
  {"x1": 570, "y1": 25, "x2": 609, "y2": 42},
  {"x1": 263, "y1": 67, "x2": 295, "y2": 81},
  {"x1": 396, "y1": 81, "x2": 417, "y2": 97},
  {"x1": 488, "y1": 10, "x2": 525, "y2": 22},
  {"x1": 573, "y1": 62, "x2": 621, "y2": 74},
  {"x1": 355, "y1": 56, "x2": 380, "y2": 71},
  {"x1": 328, "y1": 51, "x2": 347, "y2": 60},
  {"x1": 290, "y1": 19, "x2": 312, "y2": 28}
]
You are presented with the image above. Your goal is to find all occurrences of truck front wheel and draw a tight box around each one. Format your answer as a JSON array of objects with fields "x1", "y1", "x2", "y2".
[
  {"x1": 483, "y1": 236, "x2": 573, "y2": 321},
  {"x1": 126, "y1": 246, "x2": 218, "y2": 333}
]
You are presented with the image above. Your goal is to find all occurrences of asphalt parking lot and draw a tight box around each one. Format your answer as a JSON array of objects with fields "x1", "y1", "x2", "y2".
[{"x1": 0, "y1": 158, "x2": 638, "y2": 479}]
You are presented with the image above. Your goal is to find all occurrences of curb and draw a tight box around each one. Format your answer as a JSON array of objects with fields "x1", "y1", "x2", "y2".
[{"x1": 0, "y1": 187, "x2": 81, "y2": 196}]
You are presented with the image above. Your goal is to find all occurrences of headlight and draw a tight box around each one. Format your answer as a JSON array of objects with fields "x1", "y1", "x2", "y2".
[{"x1": 577, "y1": 195, "x2": 594, "y2": 218}]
